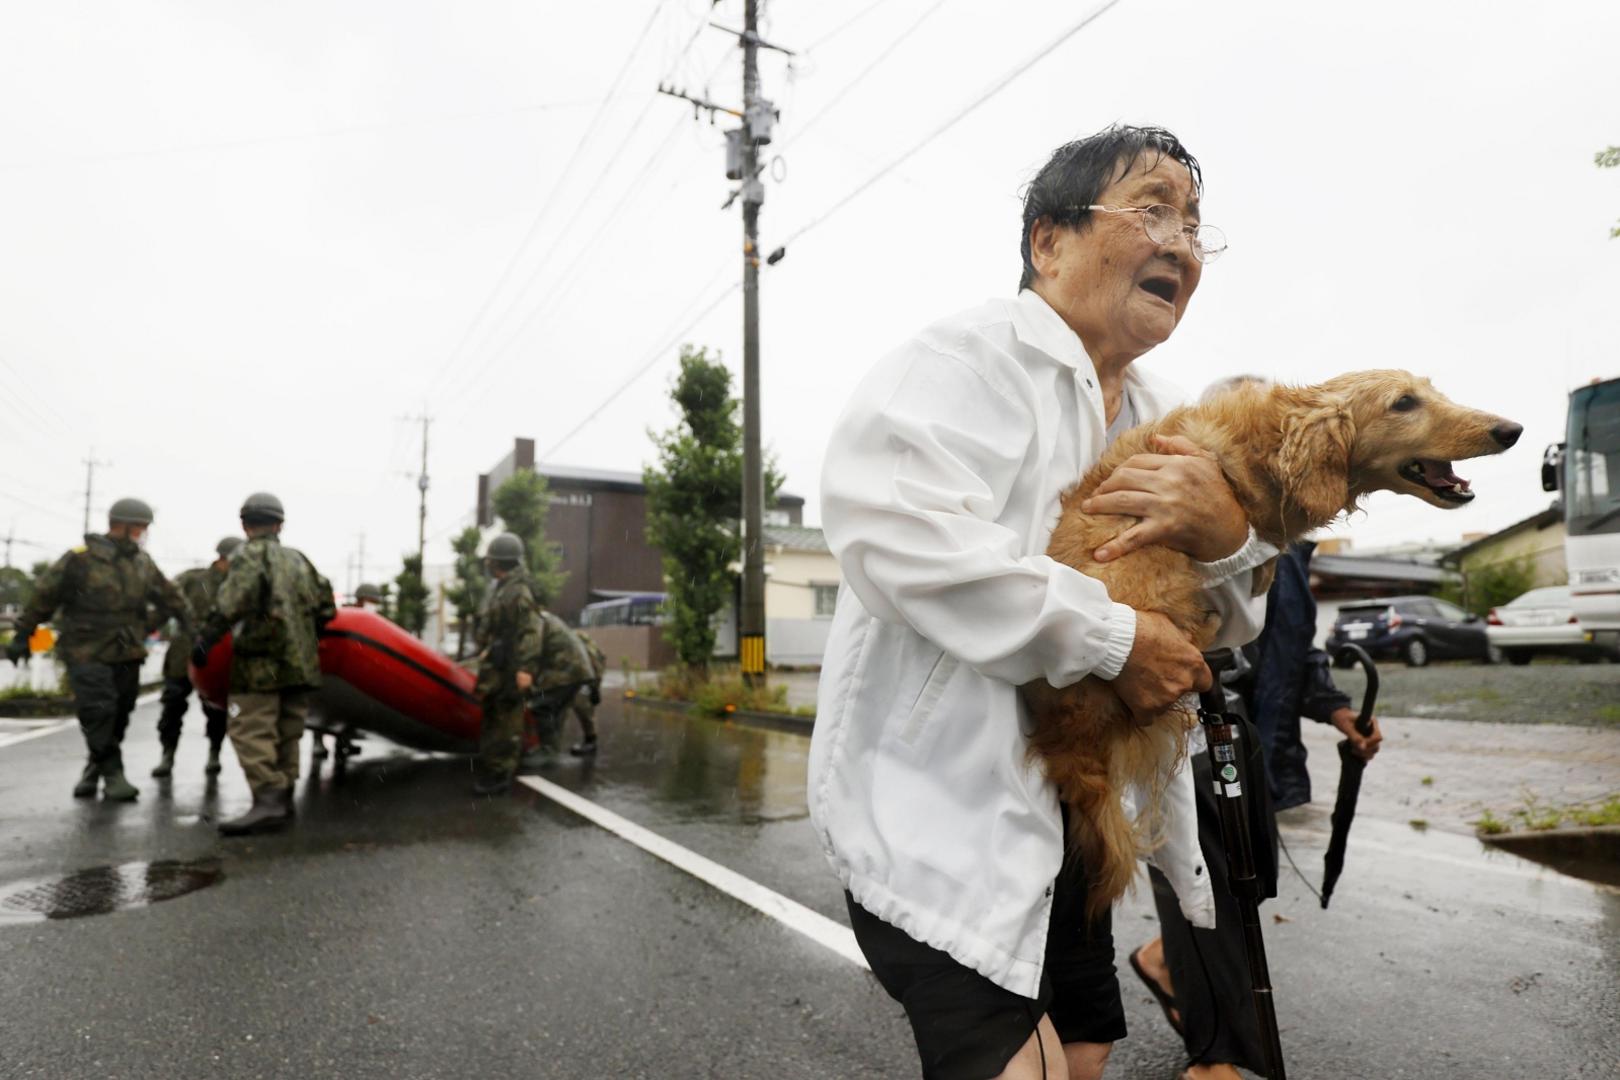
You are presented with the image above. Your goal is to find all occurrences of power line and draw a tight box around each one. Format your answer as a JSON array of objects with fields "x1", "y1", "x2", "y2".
[
  {"x1": 540, "y1": 276, "x2": 742, "y2": 461},
  {"x1": 783, "y1": 0, "x2": 950, "y2": 148},
  {"x1": 779, "y1": 0, "x2": 1125, "y2": 250},
  {"x1": 445, "y1": 36, "x2": 736, "y2": 412},
  {"x1": 0, "y1": 99, "x2": 599, "y2": 172},
  {"x1": 421, "y1": 0, "x2": 675, "y2": 400},
  {"x1": 802, "y1": 0, "x2": 906, "y2": 53},
  {"x1": 0, "y1": 488, "x2": 79, "y2": 525}
]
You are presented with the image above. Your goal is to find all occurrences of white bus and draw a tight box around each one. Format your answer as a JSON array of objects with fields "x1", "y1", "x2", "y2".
[{"x1": 1544, "y1": 376, "x2": 1620, "y2": 640}]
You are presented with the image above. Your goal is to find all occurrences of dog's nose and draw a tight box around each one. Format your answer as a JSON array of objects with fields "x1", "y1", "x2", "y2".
[{"x1": 1492, "y1": 421, "x2": 1523, "y2": 448}]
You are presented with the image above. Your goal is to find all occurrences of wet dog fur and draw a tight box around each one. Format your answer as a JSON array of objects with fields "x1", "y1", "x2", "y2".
[{"x1": 1023, "y1": 369, "x2": 1520, "y2": 917}]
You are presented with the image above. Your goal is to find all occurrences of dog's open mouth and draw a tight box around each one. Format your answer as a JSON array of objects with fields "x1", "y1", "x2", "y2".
[
  {"x1": 1400, "y1": 458, "x2": 1475, "y2": 503},
  {"x1": 1138, "y1": 276, "x2": 1179, "y2": 305}
]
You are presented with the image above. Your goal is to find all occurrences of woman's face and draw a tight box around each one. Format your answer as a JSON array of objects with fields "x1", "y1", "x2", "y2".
[{"x1": 1030, "y1": 152, "x2": 1204, "y2": 364}]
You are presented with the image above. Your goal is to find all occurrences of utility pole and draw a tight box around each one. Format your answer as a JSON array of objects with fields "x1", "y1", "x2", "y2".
[
  {"x1": 3, "y1": 523, "x2": 12, "y2": 568},
  {"x1": 658, "y1": 0, "x2": 791, "y2": 687},
  {"x1": 404, "y1": 411, "x2": 432, "y2": 568},
  {"x1": 81, "y1": 451, "x2": 110, "y2": 535}
]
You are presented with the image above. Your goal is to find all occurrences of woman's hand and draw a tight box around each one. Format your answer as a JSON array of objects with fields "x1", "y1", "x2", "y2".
[
  {"x1": 1110, "y1": 611, "x2": 1213, "y2": 722},
  {"x1": 1081, "y1": 434, "x2": 1249, "y2": 563},
  {"x1": 1331, "y1": 708, "x2": 1383, "y2": 760}
]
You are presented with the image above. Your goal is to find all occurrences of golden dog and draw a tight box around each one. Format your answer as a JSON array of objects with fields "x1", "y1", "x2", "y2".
[{"x1": 1024, "y1": 370, "x2": 1521, "y2": 916}]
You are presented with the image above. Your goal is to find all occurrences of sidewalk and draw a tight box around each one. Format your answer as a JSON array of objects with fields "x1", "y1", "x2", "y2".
[{"x1": 716, "y1": 669, "x2": 1620, "y2": 835}]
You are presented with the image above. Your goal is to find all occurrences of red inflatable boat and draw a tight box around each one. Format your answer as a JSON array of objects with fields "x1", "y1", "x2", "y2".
[{"x1": 192, "y1": 607, "x2": 532, "y2": 758}]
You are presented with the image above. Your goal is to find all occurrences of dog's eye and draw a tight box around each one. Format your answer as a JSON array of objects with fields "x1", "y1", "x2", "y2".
[{"x1": 1391, "y1": 394, "x2": 1420, "y2": 412}]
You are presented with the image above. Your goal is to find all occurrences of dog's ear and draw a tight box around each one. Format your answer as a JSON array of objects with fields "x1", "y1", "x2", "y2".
[{"x1": 1274, "y1": 395, "x2": 1355, "y2": 526}]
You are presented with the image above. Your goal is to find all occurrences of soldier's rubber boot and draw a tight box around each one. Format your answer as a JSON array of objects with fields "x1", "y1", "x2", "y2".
[
  {"x1": 151, "y1": 748, "x2": 176, "y2": 778},
  {"x1": 101, "y1": 769, "x2": 140, "y2": 802},
  {"x1": 568, "y1": 736, "x2": 598, "y2": 757},
  {"x1": 204, "y1": 742, "x2": 223, "y2": 776},
  {"x1": 72, "y1": 761, "x2": 100, "y2": 799},
  {"x1": 277, "y1": 786, "x2": 295, "y2": 820},
  {"x1": 472, "y1": 773, "x2": 512, "y2": 797},
  {"x1": 218, "y1": 788, "x2": 291, "y2": 836}
]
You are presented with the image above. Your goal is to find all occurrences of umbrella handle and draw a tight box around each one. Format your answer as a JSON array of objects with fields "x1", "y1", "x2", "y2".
[{"x1": 1332, "y1": 643, "x2": 1378, "y2": 738}]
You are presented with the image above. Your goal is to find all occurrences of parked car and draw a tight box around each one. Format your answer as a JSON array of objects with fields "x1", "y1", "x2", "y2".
[
  {"x1": 1486, "y1": 585, "x2": 1620, "y2": 665},
  {"x1": 1326, "y1": 595, "x2": 1501, "y2": 667}
]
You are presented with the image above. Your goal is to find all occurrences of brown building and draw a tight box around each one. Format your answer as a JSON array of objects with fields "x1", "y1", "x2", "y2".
[{"x1": 475, "y1": 438, "x2": 804, "y2": 625}]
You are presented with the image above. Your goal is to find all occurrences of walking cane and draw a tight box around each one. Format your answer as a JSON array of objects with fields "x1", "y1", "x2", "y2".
[{"x1": 1198, "y1": 647, "x2": 1287, "y2": 1080}]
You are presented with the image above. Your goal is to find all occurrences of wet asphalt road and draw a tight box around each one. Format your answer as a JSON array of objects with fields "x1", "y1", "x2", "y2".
[{"x1": 1, "y1": 695, "x2": 1617, "y2": 1079}]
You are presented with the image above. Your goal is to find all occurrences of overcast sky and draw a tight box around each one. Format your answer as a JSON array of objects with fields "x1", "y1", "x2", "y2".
[{"x1": 2, "y1": 0, "x2": 1617, "y2": 591}]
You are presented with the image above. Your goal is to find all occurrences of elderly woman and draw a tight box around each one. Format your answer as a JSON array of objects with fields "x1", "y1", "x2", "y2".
[{"x1": 810, "y1": 125, "x2": 1274, "y2": 1080}]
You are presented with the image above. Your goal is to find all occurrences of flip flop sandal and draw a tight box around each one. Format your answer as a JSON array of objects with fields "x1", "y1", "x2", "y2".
[{"x1": 1129, "y1": 945, "x2": 1185, "y2": 1039}]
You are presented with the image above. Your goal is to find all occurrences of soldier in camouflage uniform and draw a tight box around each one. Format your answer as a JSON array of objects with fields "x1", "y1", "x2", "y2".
[
  {"x1": 566, "y1": 629, "x2": 607, "y2": 757},
  {"x1": 152, "y1": 536, "x2": 243, "y2": 779},
  {"x1": 522, "y1": 609, "x2": 598, "y2": 768},
  {"x1": 472, "y1": 533, "x2": 542, "y2": 795},
  {"x1": 193, "y1": 493, "x2": 335, "y2": 835},
  {"x1": 5, "y1": 498, "x2": 189, "y2": 801}
]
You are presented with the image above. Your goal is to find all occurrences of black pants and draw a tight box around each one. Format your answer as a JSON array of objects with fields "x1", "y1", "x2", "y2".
[
  {"x1": 66, "y1": 660, "x2": 141, "y2": 772},
  {"x1": 156, "y1": 674, "x2": 227, "y2": 750},
  {"x1": 1149, "y1": 740, "x2": 1279, "y2": 1072}
]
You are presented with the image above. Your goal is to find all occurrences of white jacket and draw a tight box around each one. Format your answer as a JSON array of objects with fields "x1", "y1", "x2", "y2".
[{"x1": 810, "y1": 290, "x2": 1273, "y2": 998}]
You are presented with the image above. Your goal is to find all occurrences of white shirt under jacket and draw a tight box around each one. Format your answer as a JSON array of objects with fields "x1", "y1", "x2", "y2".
[{"x1": 809, "y1": 288, "x2": 1275, "y2": 999}]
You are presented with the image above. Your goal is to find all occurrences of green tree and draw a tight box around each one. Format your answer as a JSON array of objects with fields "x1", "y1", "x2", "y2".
[
  {"x1": 446, "y1": 525, "x2": 488, "y2": 659},
  {"x1": 393, "y1": 555, "x2": 429, "y2": 635},
  {"x1": 491, "y1": 471, "x2": 567, "y2": 604},
  {"x1": 1598, "y1": 145, "x2": 1620, "y2": 239},
  {"x1": 1439, "y1": 555, "x2": 1538, "y2": 617},
  {"x1": 0, "y1": 566, "x2": 32, "y2": 611},
  {"x1": 643, "y1": 345, "x2": 781, "y2": 671}
]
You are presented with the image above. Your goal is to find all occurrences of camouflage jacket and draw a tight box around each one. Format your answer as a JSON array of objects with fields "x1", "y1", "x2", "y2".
[
  {"x1": 206, "y1": 536, "x2": 335, "y2": 694},
  {"x1": 17, "y1": 534, "x2": 188, "y2": 666},
  {"x1": 574, "y1": 630, "x2": 608, "y2": 682},
  {"x1": 474, "y1": 568, "x2": 543, "y2": 698},
  {"x1": 536, "y1": 611, "x2": 597, "y2": 692},
  {"x1": 162, "y1": 565, "x2": 225, "y2": 678}
]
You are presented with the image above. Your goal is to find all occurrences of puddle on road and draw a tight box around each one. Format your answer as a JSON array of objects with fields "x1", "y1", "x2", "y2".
[{"x1": 0, "y1": 858, "x2": 223, "y2": 924}]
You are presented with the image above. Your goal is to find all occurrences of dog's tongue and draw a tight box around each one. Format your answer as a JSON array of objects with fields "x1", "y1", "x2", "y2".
[{"x1": 1422, "y1": 459, "x2": 1471, "y2": 492}]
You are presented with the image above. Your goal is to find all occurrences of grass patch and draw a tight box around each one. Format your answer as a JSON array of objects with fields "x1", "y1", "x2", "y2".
[
  {"x1": 0, "y1": 684, "x2": 59, "y2": 702},
  {"x1": 1475, "y1": 793, "x2": 1620, "y2": 834},
  {"x1": 1568, "y1": 795, "x2": 1620, "y2": 828},
  {"x1": 1408, "y1": 819, "x2": 1429, "y2": 831},
  {"x1": 1420, "y1": 776, "x2": 1434, "y2": 786},
  {"x1": 1597, "y1": 705, "x2": 1620, "y2": 725},
  {"x1": 652, "y1": 665, "x2": 791, "y2": 718}
]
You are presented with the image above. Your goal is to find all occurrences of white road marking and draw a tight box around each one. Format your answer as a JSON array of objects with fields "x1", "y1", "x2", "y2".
[
  {"x1": 0, "y1": 720, "x2": 75, "y2": 750},
  {"x1": 0, "y1": 692, "x2": 161, "y2": 752},
  {"x1": 517, "y1": 775, "x2": 869, "y2": 970}
]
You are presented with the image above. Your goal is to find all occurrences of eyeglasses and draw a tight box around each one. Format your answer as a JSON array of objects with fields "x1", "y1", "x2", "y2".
[{"x1": 1081, "y1": 203, "x2": 1227, "y2": 264}]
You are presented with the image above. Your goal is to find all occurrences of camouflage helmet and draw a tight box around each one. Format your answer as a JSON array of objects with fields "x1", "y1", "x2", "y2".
[
  {"x1": 239, "y1": 491, "x2": 285, "y2": 525},
  {"x1": 215, "y1": 536, "x2": 244, "y2": 559},
  {"x1": 485, "y1": 533, "x2": 525, "y2": 569},
  {"x1": 355, "y1": 583, "x2": 383, "y2": 603},
  {"x1": 108, "y1": 497, "x2": 154, "y2": 526}
]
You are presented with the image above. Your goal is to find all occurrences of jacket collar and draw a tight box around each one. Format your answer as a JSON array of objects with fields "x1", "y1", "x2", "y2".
[{"x1": 1010, "y1": 288, "x2": 1176, "y2": 413}]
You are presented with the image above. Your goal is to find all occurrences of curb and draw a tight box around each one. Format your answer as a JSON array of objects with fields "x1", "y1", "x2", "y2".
[
  {"x1": 622, "y1": 693, "x2": 815, "y2": 735},
  {"x1": 1481, "y1": 825, "x2": 1620, "y2": 888}
]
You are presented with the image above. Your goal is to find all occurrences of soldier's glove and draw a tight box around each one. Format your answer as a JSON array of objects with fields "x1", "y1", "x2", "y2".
[
  {"x1": 190, "y1": 636, "x2": 215, "y2": 669},
  {"x1": 5, "y1": 635, "x2": 29, "y2": 666}
]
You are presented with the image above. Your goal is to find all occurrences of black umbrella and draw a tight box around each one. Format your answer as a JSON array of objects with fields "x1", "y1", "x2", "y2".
[{"x1": 1320, "y1": 643, "x2": 1380, "y2": 909}]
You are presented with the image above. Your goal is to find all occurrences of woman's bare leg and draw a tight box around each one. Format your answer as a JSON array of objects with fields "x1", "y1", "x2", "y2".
[{"x1": 993, "y1": 1015, "x2": 1069, "y2": 1080}]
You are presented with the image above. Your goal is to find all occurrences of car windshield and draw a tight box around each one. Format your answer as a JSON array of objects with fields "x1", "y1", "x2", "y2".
[
  {"x1": 1337, "y1": 606, "x2": 1389, "y2": 622},
  {"x1": 1507, "y1": 586, "x2": 1570, "y2": 608}
]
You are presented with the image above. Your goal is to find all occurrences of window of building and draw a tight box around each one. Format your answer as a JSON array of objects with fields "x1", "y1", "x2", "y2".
[{"x1": 813, "y1": 584, "x2": 839, "y2": 617}]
